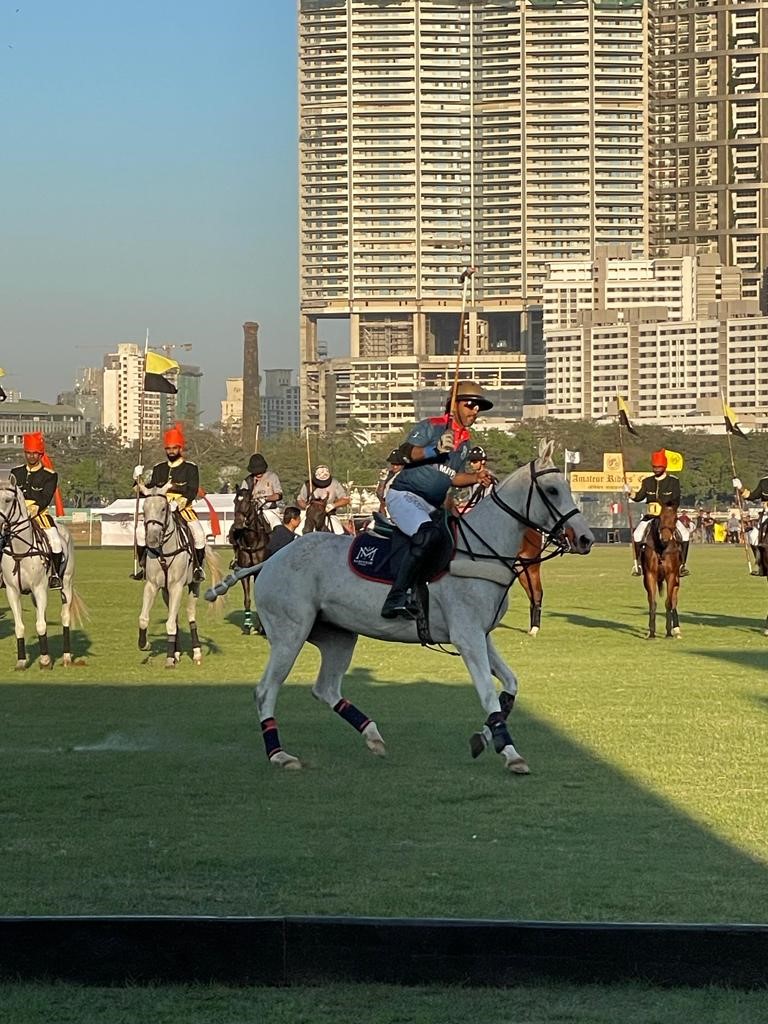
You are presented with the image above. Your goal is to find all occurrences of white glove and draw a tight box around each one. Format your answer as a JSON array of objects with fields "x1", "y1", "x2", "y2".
[
  {"x1": 133, "y1": 464, "x2": 144, "y2": 479},
  {"x1": 623, "y1": 483, "x2": 632, "y2": 495},
  {"x1": 436, "y1": 430, "x2": 454, "y2": 454},
  {"x1": 169, "y1": 500, "x2": 178, "y2": 512},
  {"x1": 732, "y1": 477, "x2": 742, "y2": 490}
]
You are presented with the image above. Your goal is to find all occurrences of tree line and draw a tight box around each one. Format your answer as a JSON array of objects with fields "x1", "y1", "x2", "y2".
[{"x1": 41, "y1": 419, "x2": 767, "y2": 510}]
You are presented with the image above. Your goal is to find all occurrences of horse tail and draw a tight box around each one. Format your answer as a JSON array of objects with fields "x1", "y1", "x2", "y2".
[
  {"x1": 204, "y1": 561, "x2": 266, "y2": 603},
  {"x1": 68, "y1": 589, "x2": 90, "y2": 629},
  {"x1": 204, "y1": 545, "x2": 225, "y2": 618}
]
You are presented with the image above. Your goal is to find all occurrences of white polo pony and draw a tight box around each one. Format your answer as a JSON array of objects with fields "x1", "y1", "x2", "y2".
[
  {"x1": 137, "y1": 482, "x2": 222, "y2": 669},
  {"x1": 207, "y1": 442, "x2": 594, "y2": 773},
  {"x1": 0, "y1": 473, "x2": 86, "y2": 670}
]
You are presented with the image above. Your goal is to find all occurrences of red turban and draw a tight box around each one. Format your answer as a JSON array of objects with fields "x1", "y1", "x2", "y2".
[
  {"x1": 163, "y1": 425, "x2": 185, "y2": 448},
  {"x1": 23, "y1": 432, "x2": 45, "y2": 454},
  {"x1": 651, "y1": 449, "x2": 668, "y2": 469}
]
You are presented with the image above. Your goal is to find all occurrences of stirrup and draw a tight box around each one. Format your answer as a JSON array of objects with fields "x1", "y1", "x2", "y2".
[
  {"x1": 49, "y1": 575, "x2": 63, "y2": 590},
  {"x1": 679, "y1": 565, "x2": 690, "y2": 577},
  {"x1": 193, "y1": 565, "x2": 205, "y2": 582},
  {"x1": 631, "y1": 564, "x2": 641, "y2": 576},
  {"x1": 130, "y1": 568, "x2": 145, "y2": 581}
]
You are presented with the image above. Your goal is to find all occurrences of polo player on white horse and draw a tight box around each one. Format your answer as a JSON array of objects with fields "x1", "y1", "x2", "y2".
[
  {"x1": 734, "y1": 470, "x2": 768, "y2": 576},
  {"x1": 381, "y1": 380, "x2": 495, "y2": 619}
]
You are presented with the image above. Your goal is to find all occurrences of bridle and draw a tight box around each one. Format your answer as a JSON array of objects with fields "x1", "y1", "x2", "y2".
[
  {"x1": 0, "y1": 483, "x2": 48, "y2": 568},
  {"x1": 455, "y1": 461, "x2": 581, "y2": 579},
  {"x1": 143, "y1": 495, "x2": 187, "y2": 560},
  {"x1": 231, "y1": 491, "x2": 270, "y2": 553}
]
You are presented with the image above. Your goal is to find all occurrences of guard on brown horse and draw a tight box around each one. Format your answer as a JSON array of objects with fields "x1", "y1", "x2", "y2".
[
  {"x1": 626, "y1": 449, "x2": 690, "y2": 577},
  {"x1": 229, "y1": 486, "x2": 271, "y2": 634},
  {"x1": 640, "y1": 505, "x2": 682, "y2": 639}
]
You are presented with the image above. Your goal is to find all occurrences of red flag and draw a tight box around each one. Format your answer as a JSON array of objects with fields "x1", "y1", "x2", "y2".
[
  {"x1": 41, "y1": 453, "x2": 65, "y2": 517},
  {"x1": 198, "y1": 488, "x2": 221, "y2": 538}
]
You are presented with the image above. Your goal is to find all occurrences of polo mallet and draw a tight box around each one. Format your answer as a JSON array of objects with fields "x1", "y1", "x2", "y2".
[
  {"x1": 448, "y1": 266, "x2": 476, "y2": 426},
  {"x1": 305, "y1": 425, "x2": 313, "y2": 501}
]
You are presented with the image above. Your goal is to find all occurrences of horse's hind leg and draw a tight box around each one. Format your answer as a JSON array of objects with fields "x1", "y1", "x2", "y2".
[
  {"x1": 6, "y1": 586, "x2": 28, "y2": 670},
  {"x1": 254, "y1": 633, "x2": 309, "y2": 770},
  {"x1": 240, "y1": 576, "x2": 252, "y2": 634},
  {"x1": 187, "y1": 590, "x2": 202, "y2": 664},
  {"x1": 469, "y1": 636, "x2": 520, "y2": 759},
  {"x1": 667, "y1": 580, "x2": 681, "y2": 639},
  {"x1": 307, "y1": 622, "x2": 384, "y2": 757}
]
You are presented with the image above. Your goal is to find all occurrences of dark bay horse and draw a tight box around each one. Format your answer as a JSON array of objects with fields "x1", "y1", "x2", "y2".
[
  {"x1": 229, "y1": 489, "x2": 271, "y2": 634},
  {"x1": 640, "y1": 506, "x2": 682, "y2": 639}
]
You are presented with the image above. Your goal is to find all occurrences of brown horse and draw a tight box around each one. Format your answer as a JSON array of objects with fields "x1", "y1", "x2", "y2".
[
  {"x1": 640, "y1": 506, "x2": 682, "y2": 639},
  {"x1": 302, "y1": 496, "x2": 333, "y2": 534},
  {"x1": 517, "y1": 529, "x2": 544, "y2": 635},
  {"x1": 229, "y1": 489, "x2": 271, "y2": 634}
]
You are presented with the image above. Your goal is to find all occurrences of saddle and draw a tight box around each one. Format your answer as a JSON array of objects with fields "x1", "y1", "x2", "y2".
[{"x1": 349, "y1": 511, "x2": 454, "y2": 585}]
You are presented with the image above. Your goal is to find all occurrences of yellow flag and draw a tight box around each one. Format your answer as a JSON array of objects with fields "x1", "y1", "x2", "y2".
[
  {"x1": 0, "y1": 367, "x2": 5, "y2": 377},
  {"x1": 664, "y1": 449, "x2": 684, "y2": 472},
  {"x1": 145, "y1": 351, "x2": 180, "y2": 375}
]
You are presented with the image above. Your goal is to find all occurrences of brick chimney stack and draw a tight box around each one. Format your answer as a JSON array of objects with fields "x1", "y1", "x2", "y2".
[{"x1": 241, "y1": 321, "x2": 261, "y2": 452}]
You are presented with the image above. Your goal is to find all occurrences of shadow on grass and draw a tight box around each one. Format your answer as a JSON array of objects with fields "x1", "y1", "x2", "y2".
[
  {"x1": 688, "y1": 649, "x2": 768, "y2": 673},
  {"x1": 685, "y1": 610, "x2": 768, "y2": 632},
  {"x1": 0, "y1": 681, "x2": 767, "y2": 924},
  {"x1": 548, "y1": 610, "x2": 642, "y2": 637}
]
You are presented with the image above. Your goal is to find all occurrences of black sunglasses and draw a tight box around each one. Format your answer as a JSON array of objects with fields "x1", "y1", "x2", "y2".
[{"x1": 459, "y1": 400, "x2": 482, "y2": 411}]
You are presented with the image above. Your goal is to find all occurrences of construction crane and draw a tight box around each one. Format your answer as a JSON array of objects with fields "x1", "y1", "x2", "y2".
[{"x1": 150, "y1": 343, "x2": 193, "y2": 358}]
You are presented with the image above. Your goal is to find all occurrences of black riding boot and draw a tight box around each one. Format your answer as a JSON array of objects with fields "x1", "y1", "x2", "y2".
[
  {"x1": 130, "y1": 545, "x2": 147, "y2": 581},
  {"x1": 381, "y1": 522, "x2": 441, "y2": 620},
  {"x1": 680, "y1": 540, "x2": 690, "y2": 577},
  {"x1": 193, "y1": 547, "x2": 206, "y2": 582},
  {"x1": 752, "y1": 546, "x2": 766, "y2": 576},
  {"x1": 49, "y1": 551, "x2": 64, "y2": 590}
]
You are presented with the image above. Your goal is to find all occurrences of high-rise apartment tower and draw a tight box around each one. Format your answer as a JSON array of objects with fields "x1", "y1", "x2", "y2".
[
  {"x1": 299, "y1": 0, "x2": 648, "y2": 431},
  {"x1": 649, "y1": 1, "x2": 768, "y2": 305}
]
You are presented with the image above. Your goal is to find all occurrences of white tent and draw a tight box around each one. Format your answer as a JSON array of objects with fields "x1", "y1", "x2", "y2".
[{"x1": 91, "y1": 495, "x2": 236, "y2": 547}]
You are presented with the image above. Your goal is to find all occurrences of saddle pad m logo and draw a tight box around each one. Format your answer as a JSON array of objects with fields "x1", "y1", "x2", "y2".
[{"x1": 355, "y1": 545, "x2": 378, "y2": 566}]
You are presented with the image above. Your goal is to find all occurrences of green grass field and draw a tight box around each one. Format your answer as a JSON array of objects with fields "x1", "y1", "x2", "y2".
[{"x1": 1, "y1": 545, "x2": 767, "y2": 1020}]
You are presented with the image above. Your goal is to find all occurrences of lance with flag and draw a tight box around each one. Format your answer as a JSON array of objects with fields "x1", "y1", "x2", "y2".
[
  {"x1": 0, "y1": 367, "x2": 6, "y2": 402},
  {"x1": 616, "y1": 392, "x2": 637, "y2": 566},
  {"x1": 722, "y1": 392, "x2": 753, "y2": 573}
]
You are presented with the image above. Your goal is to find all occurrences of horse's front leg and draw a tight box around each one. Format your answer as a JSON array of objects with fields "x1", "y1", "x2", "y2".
[
  {"x1": 240, "y1": 574, "x2": 252, "y2": 634},
  {"x1": 666, "y1": 577, "x2": 681, "y2": 639},
  {"x1": 645, "y1": 578, "x2": 657, "y2": 639},
  {"x1": 34, "y1": 585, "x2": 52, "y2": 670},
  {"x1": 164, "y1": 577, "x2": 184, "y2": 669},
  {"x1": 469, "y1": 635, "x2": 520, "y2": 760},
  {"x1": 138, "y1": 579, "x2": 158, "y2": 651},
  {"x1": 5, "y1": 583, "x2": 28, "y2": 670},
  {"x1": 449, "y1": 620, "x2": 529, "y2": 774}
]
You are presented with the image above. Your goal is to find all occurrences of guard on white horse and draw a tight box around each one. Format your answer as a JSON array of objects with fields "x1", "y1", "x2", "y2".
[
  {"x1": 136, "y1": 481, "x2": 221, "y2": 668},
  {"x1": 131, "y1": 424, "x2": 206, "y2": 582},
  {"x1": 296, "y1": 465, "x2": 350, "y2": 535},
  {"x1": 206, "y1": 440, "x2": 594, "y2": 773},
  {"x1": 626, "y1": 449, "x2": 690, "y2": 577},
  {"x1": 0, "y1": 470, "x2": 83, "y2": 670},
  {"x1": 239, "y1": 453, "x2": 283, "y2": 531},
  {"x1": 734, "y1": 472, "x2": 768, "y2": 576},
  {"x1": 381, "y1": 380, "x2": 494, "y2": 619},
  {"x1": 7, "y1": 432, "x2": 65, "y2": 589}
]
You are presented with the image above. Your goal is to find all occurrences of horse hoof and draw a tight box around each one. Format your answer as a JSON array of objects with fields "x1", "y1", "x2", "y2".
[
  {"x1": 270, "y1": 751, "x2": 302, "y2": 770},
  {"x1": 645, "y1": 632, "x2": 656, "y2": 640},
  {"x1": 165, "y1": 659, "x2": 176, "y2": 670},
  {"x1": 366, "y1": 739, "x2": 386, "y2": 757},
  {"x1": 139, "y1": 644, "x2": 150, "y2": 653},
  {"x1": 62, "y1": 655, "x2": 72, "y2": 667},
  {"x1": 39, "y1": 659, "x2": 53, "y2": 671},
  {"x1": 528, "y1": 626, "x2": 539, "y2": 636},
  {"x1": 505, "y1": 756, "x2": 530, "y2": 775},
  {"x1": 469, "y1": 731, "x2": 488, "y2": 759},
  {"x1": 15, "y1": 661, "x2": 28, "y2": 671},
  {"x1": 192, "y1": 650, "x2": 202, "y2": 665},
  {"x1": 174, "y1": 652, "x2": 181, "y2": 663}
]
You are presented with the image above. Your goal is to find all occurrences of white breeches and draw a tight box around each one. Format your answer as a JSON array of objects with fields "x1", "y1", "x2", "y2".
[
  {"x1": 44, "y1": 526, "x2": 63, "y2": 554},
  {"x1": 634, "y1": 519, "x2": 689, "y2": 543},
  {"x1": 748, "y1": 527, "x2": 760, "y2": 546},
  {"x1": 262, "y1": 509, "x2": 282, "y2": 531},
  {"x1": 386, "y1": 489, "x2": 435, "y2": 537},
  {"x1": 187, "y1": 519, "x2": 206, "y2": 548},
  {"x1": 136, "y1": 518, "x2": 206, "y2": 547}
]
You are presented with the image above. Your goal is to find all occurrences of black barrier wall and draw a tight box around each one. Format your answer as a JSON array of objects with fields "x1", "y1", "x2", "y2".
[{"x1": 1, "y1": 917, "x2": 768, "y2": 989}]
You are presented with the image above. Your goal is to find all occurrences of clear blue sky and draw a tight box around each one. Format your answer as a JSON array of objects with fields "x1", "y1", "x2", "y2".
[{"x1": 1, "y1": 0, "x2": 298, "y2": 420}]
